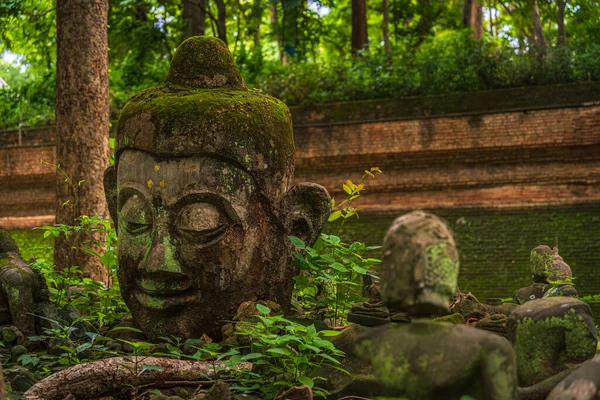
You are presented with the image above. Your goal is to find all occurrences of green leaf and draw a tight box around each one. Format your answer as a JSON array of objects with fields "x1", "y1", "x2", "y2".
[
  {"x1": 241, "y1": 353, "x2": 264, "y2": 360},
  {"x1": 109, "y1": 326, "x2": 143, "y2": 333},
  {"x1": 298, "y1": 376, "x2": 314, "y2": 387},
  {"x1": 328, "y1": 210, "x2": 342, "y2": 222},
  {"x1": 266, "y1": 347, "x2": 292, "y2": 356},
  {"x1": 318, "y1": 330, "x2": 341, "y2": 337},
  {"x1": 256, "y1": 303, "x2": 271, "y2": 315},
  {"x1": 288, "y1": 236, "x2": 306, "y2": 249},
  {"x1": 141, "y1": 364, "x2": 163, "y2": 373}
]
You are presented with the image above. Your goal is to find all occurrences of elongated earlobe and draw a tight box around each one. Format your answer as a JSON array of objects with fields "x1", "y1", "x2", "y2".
[{"x1": 280, "y1": 183, "x2": 331, "y2": 246}]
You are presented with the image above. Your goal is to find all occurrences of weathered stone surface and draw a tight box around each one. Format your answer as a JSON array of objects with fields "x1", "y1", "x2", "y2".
[
  {"x1": 104, "y1": 36, "x2": 330, "y2": 341},
  {"x1": 318, "y1": 211, "x2": 518, "y2": 399},
  {"x1": 507, "y1": 297, "x2": 598, "y2": 387},
  {"x1": 380, "y1": 211, "x2": 459, "y2": 317},
  {"x1": 0, "y1": 229, "x2": 52, "y2": 337},
  {"x1": 547, "y1": 355, "x2": 600, "y2": 400}
]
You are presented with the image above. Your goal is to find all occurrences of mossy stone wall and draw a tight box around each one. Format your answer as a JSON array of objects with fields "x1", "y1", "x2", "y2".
[{"x1": 336, "y1": 206, "x2": 600, "y2": 303}]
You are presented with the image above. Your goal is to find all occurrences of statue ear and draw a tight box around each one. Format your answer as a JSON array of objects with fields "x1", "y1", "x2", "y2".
[
  {"x1": 104, "y1": 165, "x2": 118, "y2": 231},
  {"x1": 280, "y1": 183, "x2": 331, "y2": 246}
]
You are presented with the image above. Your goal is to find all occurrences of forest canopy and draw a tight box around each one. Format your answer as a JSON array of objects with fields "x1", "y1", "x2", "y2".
[{"x1": 0, "y1": 0, "x2": 599, "y2": 129}]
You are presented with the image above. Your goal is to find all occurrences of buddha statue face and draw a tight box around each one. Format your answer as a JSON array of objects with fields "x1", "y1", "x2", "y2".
[{"x1": 104, "y1": 37, "x2": 330, "y2": 340}]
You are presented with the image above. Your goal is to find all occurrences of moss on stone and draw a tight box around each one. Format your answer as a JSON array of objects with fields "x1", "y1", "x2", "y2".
[
  {"x1": 433, "y1": 312, "x2": 465, "y2": 324},
  {"x1": 165, "y1": 36, "x2": 245, "y2": 90},
  {"x1": 0, "y1": 230, "x2": 19, "y2": 254},
  {"x1": 512, "y1": 306, "x2": 597, "y2": 386},
  {"x1": 530, "y1": 245, "x2": 555, "y2": 283}
]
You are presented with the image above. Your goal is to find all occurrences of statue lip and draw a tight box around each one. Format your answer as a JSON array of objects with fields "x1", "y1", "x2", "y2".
[{"x1": 136, "y1": 272, "x2": 194, "y2": 298}]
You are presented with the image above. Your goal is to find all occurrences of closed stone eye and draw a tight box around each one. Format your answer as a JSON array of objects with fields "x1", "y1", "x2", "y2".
[
  {"x1": 176, "y1": 202, "x2": 230, "y2": 243},
  {"x1": 121, "y1": 195, "x2": 152, "y2": 235}
]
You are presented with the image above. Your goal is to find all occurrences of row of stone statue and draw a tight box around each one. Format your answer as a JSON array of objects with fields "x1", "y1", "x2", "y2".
[{"x1": 323, "y1": 210, "x2": 598, "y2": 400}]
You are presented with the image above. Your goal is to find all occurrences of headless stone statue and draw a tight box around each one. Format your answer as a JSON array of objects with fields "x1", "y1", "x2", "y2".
[
  {"x1": 507, "y1": 296, "x2": 597, "y2": 388},
  {"x1": 514, "y1": 244, "x2": 577, "y2": 304},
  {"x1": 103, "y1": 36, "x2": 331, "y2": 341},
  {"x1": 0, "y1": 229, "x2": 50, "y2": 338},
  {"x1": 319, "y1": 211, "x2": 518, "y2": 400}
]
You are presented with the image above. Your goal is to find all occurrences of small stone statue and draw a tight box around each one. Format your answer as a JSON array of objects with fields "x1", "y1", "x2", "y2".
[
  {"x1": 320, "y1": 211, "x2": 518, "y2": 399},
  {"x1": 347, "y1": 267, "x2": 392, "y2": 326},
  {"x1": 507, "y1": 296, "x2": 597, "y2": 388},
  {"x1": 514, "y1": 242, "x2": 577, "y2": 304},
  {"x1": 0, "y1": 229, "x2": 50, "y2": 338},
  {"x1": 103, "y1": 36, "x2": 331, "y2": 341}
]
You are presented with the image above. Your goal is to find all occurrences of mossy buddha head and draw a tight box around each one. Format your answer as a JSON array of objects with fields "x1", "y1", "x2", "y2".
[
  {"x1": 104, "y1": 37, "x2": 330, "y2": 340},
  {"x1": 530, "y1": 245, "x2": 572, "y2": 283},
  {"x1": 380, "y1": 211, "x2": 459, "y2": 317}
]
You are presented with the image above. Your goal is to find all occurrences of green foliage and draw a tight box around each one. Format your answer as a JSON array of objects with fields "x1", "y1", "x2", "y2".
[
  {"x1": 1, "y1": 0, "x2": 600, "y2": 128},
  {"x1": 232, "y1": 304, "x2": 345, "y2": 398},
  {"x1": 291, "y1": 233, "x2": 381, "y2": 326},
  {"x1": 256, "y1": 31, "x2": 600, "y2": 106},
  {"x1": 34, "y1": 216, "x2": 127, "y2": 327}
]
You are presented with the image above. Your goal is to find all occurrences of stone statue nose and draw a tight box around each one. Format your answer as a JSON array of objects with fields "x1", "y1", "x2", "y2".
[{"x1": 140, "y1": 223, "x2": 183, "y2": 274}]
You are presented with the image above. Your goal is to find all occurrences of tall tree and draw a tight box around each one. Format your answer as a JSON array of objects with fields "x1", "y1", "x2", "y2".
[
  {"x1": 183, "y1": 0, "x2": 206, "y2": 38},
  {"x1": 383, "y1": 0, "x2": 391, "y2": 54},
  {"x1": 215, "y1": 0, "x2": 228, "y2": 44},
  {"x1": 531, "y1": 0, "x2": 546, "y2": 52},
  {"x1": 557, "y1": 0, "x2": 566, "y2": 47},
  {"x1": 463, "y1": 0, "x2": 483, "y2": 40},
  {"x1": 55, "y1": 0, "x2": 110, "y2": 283},
  {"x1": 351, "y1": 0, "x2": 368, "y2": 53}
]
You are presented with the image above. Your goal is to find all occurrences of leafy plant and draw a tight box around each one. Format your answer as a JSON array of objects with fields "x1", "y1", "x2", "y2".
[
  {"x1": 232, "y1": 304, "x2": 345, "y2": 398},
  {"x1": 291, "y1": 234, "x2": 380, "y2": 326}
]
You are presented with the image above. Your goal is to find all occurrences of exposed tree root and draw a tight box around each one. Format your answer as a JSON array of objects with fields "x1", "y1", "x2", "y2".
[{"x1": 24, "y1": 356, "x2": 250, "y2": 400}]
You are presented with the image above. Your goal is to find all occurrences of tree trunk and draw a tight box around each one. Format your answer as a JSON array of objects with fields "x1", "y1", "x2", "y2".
[
  {"x1": 250, "y1": 0, "x2": 263, "y2": 63},
  {"x1": 463, "y1": 0, "x2": 483, "y2": 40},
  {"x1": 532, "y1": 0, "x2": 546, "y2": 53},
  {"x1": 271, "y1": 3, "x2": 284, "y2": 63},
  {"x1": 557, "y1": 0, "x2": 566, "y2": 47},
  {"x1": 383, "y1": 0, "x2": 391, "y2": 54},
  {"x1": 55, "y1": 0, "x2": 110, "y2": 284},
  {"x1": 183, "y1": 0, "x2": 206, "y2": 38},
  {"x1": 351, "y1": 0, "x2": 368, "y2": 53},
  {"x1": 215, "y1": 0, "x2": 227, "y2": 44}
]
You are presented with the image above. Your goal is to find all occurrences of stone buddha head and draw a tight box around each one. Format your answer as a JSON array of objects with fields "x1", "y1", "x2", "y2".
[
  {"x1": 380, "y1": 211, "x2": 459, "y2": 317},
  {"x1": 104, "y1": 37, "x2": 330, "y2": 340}
]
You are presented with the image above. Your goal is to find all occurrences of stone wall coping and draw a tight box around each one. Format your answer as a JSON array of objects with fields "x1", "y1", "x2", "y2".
[{"x1": 290, "y1": 81, "x2": 600, "y2": 127}]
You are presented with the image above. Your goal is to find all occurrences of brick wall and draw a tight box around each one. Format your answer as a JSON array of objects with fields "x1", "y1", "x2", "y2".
[{"x1": 2, "y1": 82, "x2": 600, "y2": 300}]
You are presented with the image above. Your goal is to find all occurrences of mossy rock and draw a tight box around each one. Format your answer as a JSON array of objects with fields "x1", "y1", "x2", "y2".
[
  {"x1": 433, "y1": 313, "x2": 465, "y2": 324},
  {"x1": 507, "y1": 297, "x2": 598, "y2": 387}
]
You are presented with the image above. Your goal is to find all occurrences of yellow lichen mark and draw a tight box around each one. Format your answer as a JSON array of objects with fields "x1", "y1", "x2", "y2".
[
  {"x1": 159, "y1": 178, "x2": 167, "y2": 189},
  {"x1": 147, "y1": 179, "x2": 154, "y2": 188},
  {"x1": 154, "y1": 165, "x2": 160, "y2": 172}
]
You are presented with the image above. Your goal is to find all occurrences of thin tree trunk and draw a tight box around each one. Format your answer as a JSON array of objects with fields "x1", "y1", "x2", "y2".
[
  {"x1": 557, "y1": 0, "x2": 566, "y2": 47},
  {"x1": 215, "y1": 0, "x2": 227, "y2": 44},
  {"x1": 351, "y1": 0, "x2": 368, "y2": 53},
  {"x1": 270, "y1": 3, "x2": 283, "y2": 63},
  {"x1": 55, "y1": 0, "x2": 110, "y2": 283},
  {"x1": 183, "y1": 0, "x2": 206, "y2": 38},
  {"x1": 532, "y1": 0, "x2": 546, "y2": 53},
  {"x1": 383, "y1": 0, "x2": 391, "y2": 54},
  {"x1": 463, "y1": 0, "x2": 483, "y2": 40},
  {"x1": 250, "y1": 0, "x2": 263, "y2": 62}
]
